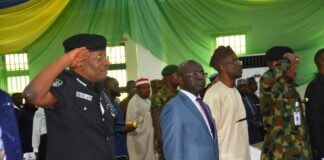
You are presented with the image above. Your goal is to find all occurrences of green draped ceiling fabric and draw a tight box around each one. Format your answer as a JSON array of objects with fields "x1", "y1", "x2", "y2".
[
  {"x1": 1, "y1": 0, "x2": 324, "y2": 84},
  {"x1": 0, "y1": 0, "x2": 69, "y2": 52}
]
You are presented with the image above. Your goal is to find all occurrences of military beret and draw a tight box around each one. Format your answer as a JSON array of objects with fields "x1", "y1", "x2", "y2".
[
  {"x1": 161, "y1": 64, "x2": 178, "y2": 76},
  {"x1": 264, "y1": 46, "x2": 294, "y2": 62},
  {"x1": 63, "y1": 34, "x2": 107, "y2": 52}
]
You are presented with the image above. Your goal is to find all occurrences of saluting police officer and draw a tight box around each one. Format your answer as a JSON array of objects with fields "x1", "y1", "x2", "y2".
[{"x1": 23, "y1": 34, "x2": 115, "y2": 160}]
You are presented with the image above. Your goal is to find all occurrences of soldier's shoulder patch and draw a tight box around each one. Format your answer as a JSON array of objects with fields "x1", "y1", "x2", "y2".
[{"x1": 52, "y1": 78, "x2": 63, "y2": 87}]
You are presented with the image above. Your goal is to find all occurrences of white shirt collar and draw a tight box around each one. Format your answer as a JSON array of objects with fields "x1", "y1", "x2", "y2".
[{"x1": 180, "y1": 89, "x2": 199, "y2": 101}]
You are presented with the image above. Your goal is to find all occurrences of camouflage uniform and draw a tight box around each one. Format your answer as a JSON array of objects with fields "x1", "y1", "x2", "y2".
[
  {"x1": 260, "y1": 59, "x2": 312, "y2": 160},
  {"x1": 151, "y1": 85, "x2": 177, "y2": 160}
]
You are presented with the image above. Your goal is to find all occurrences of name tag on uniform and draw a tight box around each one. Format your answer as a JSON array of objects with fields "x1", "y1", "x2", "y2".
[
  {"x1": 294, "y1": 111, "x2": 301, "y2": 126},
  {"x1": 76, "y1": 91, "x2": 93, "y2": 101}
]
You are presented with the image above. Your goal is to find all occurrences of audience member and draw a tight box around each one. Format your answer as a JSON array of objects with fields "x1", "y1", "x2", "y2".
[
  {"x1": 161, "y1": 60, "x2": 219, "y2": 160},
  {"x1": 126, "y1": 77, "x2": 155, "y2": 160},
  {"x1": 120, "y1": 80, "x2": 136, "y2": 119},
  {"x1": 237, "y1": 78, "x2": 264, "y2": 144},
  {"x1": 104, "y1": 77, "x2": 136, "y2": 159},
  {"x1": 150, "y1": 79, "x2": 164, "y2": 97},
  {"x1": 32, "y1": 108, "x2": 47, "y2": 160},
  {"x1": 204, "y1": 46, "x2": 250, "y2": 160},
  {"x1": 17, "y1": 101, "x2": 37, "y2": 153},
  {"x1": 12, "y1": 92, "x2": 24, "y2": 114},
  {"x1": 305, "y1": 48, "x2": 324, "y2": 160},
  {"x1": 151, "y1": 64, "x2": 179, "y2": 160},
  {"x1": 246, "y1": 76, "x2": 258, "y2": 94},
  {"x1": 260, "y1": 46, "x2": 312, "y2": 159},
  {"x1": 23, "y1": 34, "x2": 115, "y2": 160}
]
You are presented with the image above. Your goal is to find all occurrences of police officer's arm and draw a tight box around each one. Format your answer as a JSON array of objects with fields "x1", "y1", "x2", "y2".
[
  {"x1": 260, "y1": 53, "x2": 298, "y2": 89},
  {"x1": 23, "y1": 47, "x2": 89, "y2": 107}
]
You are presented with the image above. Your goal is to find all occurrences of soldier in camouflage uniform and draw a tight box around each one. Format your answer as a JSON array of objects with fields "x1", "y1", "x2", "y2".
[
  {"x1": 151, "y1": 65, "x2": 179, "y2": 160},
  {"x1": 260, "y1": 46, "x2": 312, "y2": 160}
]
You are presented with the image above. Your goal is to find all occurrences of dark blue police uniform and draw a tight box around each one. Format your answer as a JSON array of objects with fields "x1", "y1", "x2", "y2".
[{"x1": 45, "y1": 70, "x2": 115, "y2": 160}]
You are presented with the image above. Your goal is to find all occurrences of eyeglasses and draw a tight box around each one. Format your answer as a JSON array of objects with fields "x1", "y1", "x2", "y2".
[
  {"x1": 222, "y1": 59, "x2": 243, "y2": 65},
  {"x1": 183, "y1": 72, "x2": 208, "y2": 78},
  {"x1": 96, "y1": 55, "x2": 109, "y2": 63}
]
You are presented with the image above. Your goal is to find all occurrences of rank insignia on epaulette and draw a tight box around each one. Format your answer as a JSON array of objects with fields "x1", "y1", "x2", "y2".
[{"x1": 52, "y1": 79, "x2": 63, "y2": 87}]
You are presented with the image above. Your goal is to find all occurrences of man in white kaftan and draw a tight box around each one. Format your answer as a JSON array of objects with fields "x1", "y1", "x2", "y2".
[
  {"x1": 126, "y1": 77, "x2": 155, "y2": 160},
  {"x1": 204, "y1": 46, "x2": 250, "y2": 160},
  {"x1": 204, "y1": 81, "x2": 250, "y2": 160}
]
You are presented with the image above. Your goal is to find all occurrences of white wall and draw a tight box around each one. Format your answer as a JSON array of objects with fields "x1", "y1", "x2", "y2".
[
  {"x1": 296, "y1": 83, "x2": 308, "y2": 99},
  {"x1": 136, "y1": 44, "x2": 164, "y2": 80}
]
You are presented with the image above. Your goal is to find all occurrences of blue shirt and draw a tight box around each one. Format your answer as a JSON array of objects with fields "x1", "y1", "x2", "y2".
[{"x1": 112, "y1": 102, "x2": 128, "y2": 157}]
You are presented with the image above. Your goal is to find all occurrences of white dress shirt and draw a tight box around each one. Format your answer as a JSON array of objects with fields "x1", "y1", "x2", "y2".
[
  {"x1": 32, "y1": 108, "x2": 47, "y2": 153},
  {"x1": 180, "y1": 89, "x2": 213, "y2": 138}
]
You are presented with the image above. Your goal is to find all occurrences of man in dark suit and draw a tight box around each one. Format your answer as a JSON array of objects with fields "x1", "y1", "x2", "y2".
[
  {"x1": 160, "y1": 60, "x2": 219, "y2": 160},
  {"x1": 305, "y1": 48, "x2": 324, "y2": 160}
]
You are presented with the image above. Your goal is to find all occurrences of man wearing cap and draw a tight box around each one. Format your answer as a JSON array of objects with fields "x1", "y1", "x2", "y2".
[
  {"x1": 204, "y1": 46, "x2": 250, "y2": 160},
  {"x1": 23, "y1": 34, "x2": 115, "y2": 160},
  {"x1": 126, "y1": 77, "x2": 155, "y2": 160},
  {"x1": 103, "y1": 77, "x2": 137, "y2": 159},
  {"x1": 260, "y1": 46, "x2": 312, "y2": 159},
  {"x1": 151, "y1": 64, "x2": 179, "y2": 160}
]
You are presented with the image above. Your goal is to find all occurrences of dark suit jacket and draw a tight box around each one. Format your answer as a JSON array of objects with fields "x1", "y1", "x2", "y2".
[
  {"x1": 161, "y1": 91, "x2": 219, "y2": 160},
  {"x1": 305, "y1": 73, "x2": 324, "y2": 159}
]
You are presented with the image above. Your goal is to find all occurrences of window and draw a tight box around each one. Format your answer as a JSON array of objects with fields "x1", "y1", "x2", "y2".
[
  {"x1": 106, "y1": 45, "x2": 127, "y2": 100},
  {"x1": 216, "y1": 34, "x2": 246, "y2": 55},
  {"x1": 0, "y1": 53, "x2": 30, "y2": 94}
]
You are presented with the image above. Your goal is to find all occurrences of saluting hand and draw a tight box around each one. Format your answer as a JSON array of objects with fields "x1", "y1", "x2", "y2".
[
  {"x1": 68, "y1": 47, "x2": 89, "y2": 68},
  {"x1": 284, "y1": 53, "x2": 299, "y2": 65}
]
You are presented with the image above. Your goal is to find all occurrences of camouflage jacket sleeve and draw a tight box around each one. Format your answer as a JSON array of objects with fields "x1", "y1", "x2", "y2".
[
  {"x1": 260, "y1": 58, "x2": 291, "y2": 131},
  {"x1": 260, "y1": 58, "x2": 291, "y2": 96},
  {"x1": 151, "y1": 94, "x2": 163, "y2": 116}
]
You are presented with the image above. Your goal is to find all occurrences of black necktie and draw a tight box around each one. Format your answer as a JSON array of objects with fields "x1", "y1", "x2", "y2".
[{"x1": 196, "y1": 97, "x2": 215, "y2": 139}]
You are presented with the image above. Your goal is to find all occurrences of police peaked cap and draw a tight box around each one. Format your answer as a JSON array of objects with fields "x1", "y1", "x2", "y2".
[
  {"x1": 161, "y1": 64, "x2": 178, "y2": 76},
  {"x1": 63, "y1": 34, "x2": 107, "y2": 52},
  {"x1": 264, "y1": 46, "x2": 294, "y2": 62}
]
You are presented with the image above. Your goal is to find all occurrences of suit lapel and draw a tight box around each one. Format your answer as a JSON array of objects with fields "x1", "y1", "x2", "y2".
[{"x1": 178, "y1": 92, "x2": 214, "y2": 142}]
